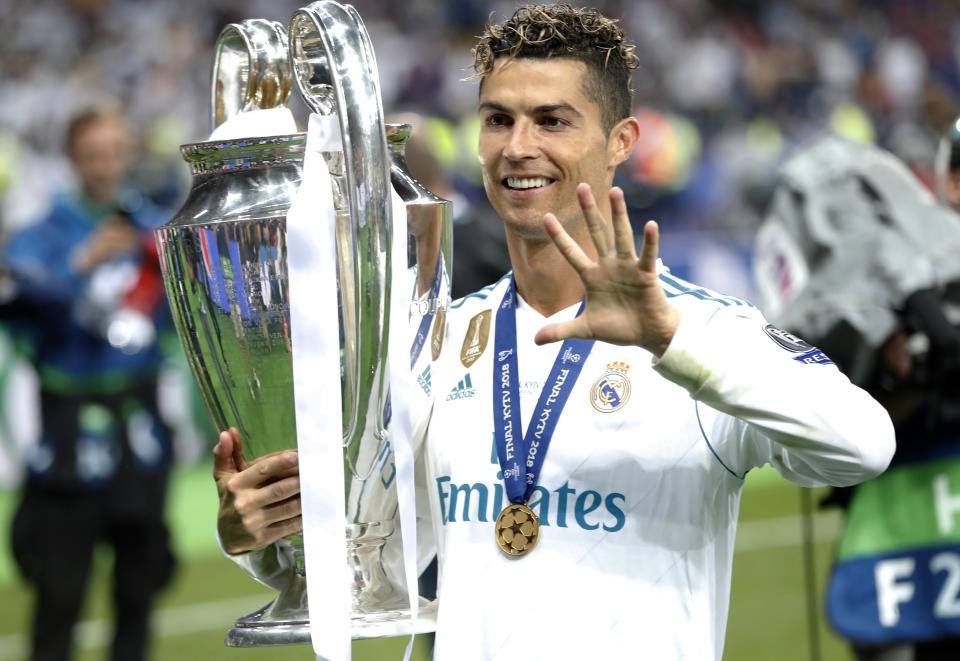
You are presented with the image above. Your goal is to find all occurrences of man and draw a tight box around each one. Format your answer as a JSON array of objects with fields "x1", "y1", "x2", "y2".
[
  {"x1": 213, "y1": 4, "x2": 895, "y2": 659},
  {"x1": 3, "y1": 107, "x2": 174, "y2": 661}
]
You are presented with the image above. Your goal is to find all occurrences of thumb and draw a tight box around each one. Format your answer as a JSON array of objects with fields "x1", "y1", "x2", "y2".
[
  {"x1": 228, "y1": 427, "x2": 247, "y2": 471},
  {"x1": 534, "y1": 317, "x2": 589, "y2": 346},
  {"x1": 212, "y1": 428, "x2": 241, "y2": 478}
]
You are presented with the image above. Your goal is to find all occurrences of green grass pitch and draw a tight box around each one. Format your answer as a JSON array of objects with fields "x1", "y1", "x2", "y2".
[{"x1": 0, "y1": 464, "x2": 855, "y2": 660}]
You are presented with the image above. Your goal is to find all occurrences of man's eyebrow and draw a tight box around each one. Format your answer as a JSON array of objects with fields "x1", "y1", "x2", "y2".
[
  {"x1": 479, "y1": 101, "x2": 510, "y2": 113},
  {"x1": 533, "y1": 103, "x2": 582, "y2": 117},
  {"x1": 478, "y1": 101, "x2": 583, "y2": 117}
]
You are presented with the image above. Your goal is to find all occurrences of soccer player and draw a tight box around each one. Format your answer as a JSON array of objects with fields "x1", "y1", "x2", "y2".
[{"x1": 213, "y1": 4, "x2": 895, "y2": 658}]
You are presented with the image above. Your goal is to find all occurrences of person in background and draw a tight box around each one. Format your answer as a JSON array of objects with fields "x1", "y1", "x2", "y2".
[
  {"x1": 754, "y1": 134, "x2": 960, "y2": 661},
  {"x1": 1, "y1": 106, "x2": 175, "y2": 661}
]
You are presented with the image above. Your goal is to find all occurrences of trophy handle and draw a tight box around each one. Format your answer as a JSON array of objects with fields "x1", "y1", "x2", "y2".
[
  {"x1": 288, "y1": 2, "x2": 391, "y2": 480},
  {"x1": 211, "y1": 19, "x2": 293, "y2": 132}
]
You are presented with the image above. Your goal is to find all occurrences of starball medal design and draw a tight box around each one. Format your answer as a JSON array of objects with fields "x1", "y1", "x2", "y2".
[{"x1": 495, "y1": 503, "x2": 540, "y2": 556}]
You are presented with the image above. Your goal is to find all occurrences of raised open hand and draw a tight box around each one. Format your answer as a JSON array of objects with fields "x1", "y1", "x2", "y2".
[{"x1": 534, "y1": 183, "x2": 681, "y2": 357}]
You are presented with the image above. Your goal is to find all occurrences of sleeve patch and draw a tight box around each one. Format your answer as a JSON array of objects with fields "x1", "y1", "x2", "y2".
[
  {"x1": 762, "y1": 323, "x2": 814, "y2": 352},
  {"x1": 793, "y1": 349, "x2": 834, "y2": 366}
]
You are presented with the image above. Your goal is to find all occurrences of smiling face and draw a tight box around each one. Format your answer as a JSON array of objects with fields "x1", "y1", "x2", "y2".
[{"x1": 478, "y1": 57, "x2": 631, "y2": 242}]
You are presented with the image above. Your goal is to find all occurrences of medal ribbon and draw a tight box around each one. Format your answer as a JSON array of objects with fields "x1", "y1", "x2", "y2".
[
  {"x1": 493, "y1": 275, "x2": 594, "y2": 504},
  {"x1": 408, "y1": 256, "x2": 444, "y2": 369}
]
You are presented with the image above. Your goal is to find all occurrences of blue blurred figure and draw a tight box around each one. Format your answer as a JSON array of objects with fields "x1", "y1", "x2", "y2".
[{"x1": 2, "y1": 106, "x2": 175, "y2": 661}]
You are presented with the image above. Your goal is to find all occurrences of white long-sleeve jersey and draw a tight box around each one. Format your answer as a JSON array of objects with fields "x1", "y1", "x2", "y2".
[
  {"x1": 227, "y1": 267, "x2": 894, "y2": 660},
  {"x1": 423, "y1": 270, "x2": 892, "y2": 660}
]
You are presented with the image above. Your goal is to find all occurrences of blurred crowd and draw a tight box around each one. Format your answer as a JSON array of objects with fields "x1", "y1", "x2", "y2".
[
  {"x1": 0, "y1": 0, "x2": 958, "y2": 453},
  {"x1": 1, "y1": 0, "x2": 959, "y2": 243}
]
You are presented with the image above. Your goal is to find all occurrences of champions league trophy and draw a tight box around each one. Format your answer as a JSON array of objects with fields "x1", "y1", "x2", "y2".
[{"x1": 155, "y1": 3, "x2": 450, "y2": 646}]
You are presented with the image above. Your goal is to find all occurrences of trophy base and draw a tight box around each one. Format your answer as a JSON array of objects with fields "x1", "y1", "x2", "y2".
[{"x1": 225, "y1": 596, "x2": 438, "y2": 646}]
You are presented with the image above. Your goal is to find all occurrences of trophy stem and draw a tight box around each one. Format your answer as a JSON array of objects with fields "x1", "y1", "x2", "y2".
[
  {"x1": 226, "y1": 524, "x2": 437, "y2": 646},
  {"x1": 225, "y1": 573, "x2": 311, "y2": 647},
  {"x1": 290, "y1": 533, "x2": 306, "y2": 574},
  {"x1": 346, "y1": 523, "x2": 406, "y2": 613}
]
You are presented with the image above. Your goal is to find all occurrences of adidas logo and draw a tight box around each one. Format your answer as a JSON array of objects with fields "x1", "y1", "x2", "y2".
[
  {"x1": 445, "y1": 373, "x2": 476, "y2": 401},
  {"x1": 417, "y1": 365, "x2": 432, "y2": 396}
]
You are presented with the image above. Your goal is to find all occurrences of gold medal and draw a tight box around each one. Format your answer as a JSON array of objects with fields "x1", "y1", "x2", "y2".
[{"x1": 495, "y1": 503, "x2": 540, "y2": 556}]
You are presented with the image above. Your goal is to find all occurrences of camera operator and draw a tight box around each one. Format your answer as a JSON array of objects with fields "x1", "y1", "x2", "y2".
[{"x1": 754, "y1": 132, "x2": 960, "y2": 661}]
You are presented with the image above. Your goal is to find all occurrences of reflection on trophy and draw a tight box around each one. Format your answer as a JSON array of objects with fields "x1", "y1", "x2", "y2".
[{"x1": 155, "y1": 2, "x2": 450, "y2": 646}]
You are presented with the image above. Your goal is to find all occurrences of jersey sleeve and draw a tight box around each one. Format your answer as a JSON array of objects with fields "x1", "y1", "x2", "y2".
[
  {"x1": 216, "y1": 534, "x2": 298, "y2": 592},
  {"x1": 652, "y1": 301, "x2": 895, "y2": 487}
]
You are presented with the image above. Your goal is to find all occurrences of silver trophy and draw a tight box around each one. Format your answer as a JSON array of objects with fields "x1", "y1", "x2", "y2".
[{"x1": 155, "y1": 3, "x2": 450, "y2": 646}]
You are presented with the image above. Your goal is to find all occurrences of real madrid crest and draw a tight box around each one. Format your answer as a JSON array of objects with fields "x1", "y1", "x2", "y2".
[{"x1": 590, "y1": 360, "x2": 631, "y2": 413}]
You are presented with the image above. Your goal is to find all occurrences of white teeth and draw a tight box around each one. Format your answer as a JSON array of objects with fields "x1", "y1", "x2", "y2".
[{"x1": 506, "y1": 176, "x2": 550, "y2": 189}]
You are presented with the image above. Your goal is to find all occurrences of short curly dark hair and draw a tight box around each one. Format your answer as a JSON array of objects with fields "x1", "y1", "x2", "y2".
[{"x1": 472, "y1": 3, "x2": 639, "y2": 135}]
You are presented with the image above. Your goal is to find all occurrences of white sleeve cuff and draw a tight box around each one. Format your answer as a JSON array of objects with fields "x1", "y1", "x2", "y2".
[
  {"x1": 650, "y1": 305, "x2": 717, "y2": 395},
  {"x1": 216, "y1": 532, "x2": 298, "y2": 593}
]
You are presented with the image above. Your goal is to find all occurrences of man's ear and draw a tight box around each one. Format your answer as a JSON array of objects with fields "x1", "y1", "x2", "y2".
[{"x1": 607, "y1": 115, "x2": 640, "y2": 169}]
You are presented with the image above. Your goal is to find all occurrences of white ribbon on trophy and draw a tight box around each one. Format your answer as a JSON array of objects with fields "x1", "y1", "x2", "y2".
[
  {"x1": 288, "y1": 113, "x2": 419, "y2": 661},
  {"x1": 386, "y1": 134, "x2": 419, "y2": 661},
  {"x1": 287, "y1": 112, "x2": 350, "y2": 661},
  {"x1": 207, "y1": 107, "x2": 298, "y2": 141}
]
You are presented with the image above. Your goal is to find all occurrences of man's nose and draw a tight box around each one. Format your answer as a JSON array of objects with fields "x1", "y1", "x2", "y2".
[{"x1": 503, "y1": 121, "x2": 537, "y2": 160}]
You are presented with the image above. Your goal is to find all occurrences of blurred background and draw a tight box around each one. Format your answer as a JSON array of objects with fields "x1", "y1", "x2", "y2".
[{"x1": 0, "y1": 0, "x2": 959, "y2": 659}]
